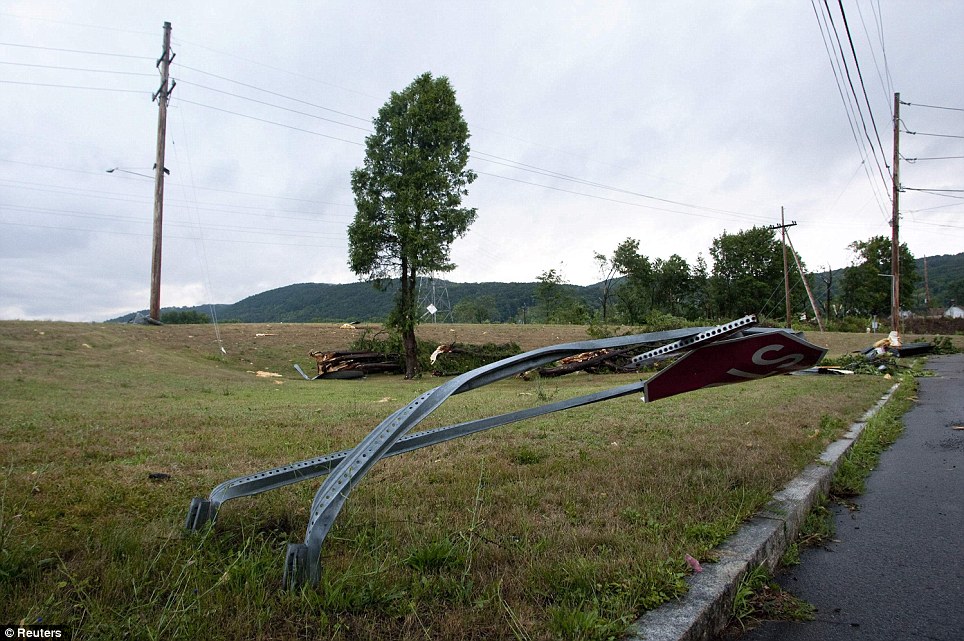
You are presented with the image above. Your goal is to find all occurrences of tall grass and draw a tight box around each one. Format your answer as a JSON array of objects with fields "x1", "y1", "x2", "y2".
[{"x1": 0, "y1": 321, "x2": 897, "y2": 640}]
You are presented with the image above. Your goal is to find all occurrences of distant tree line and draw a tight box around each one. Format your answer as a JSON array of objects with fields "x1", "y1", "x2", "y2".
[{"x1": 448, "y1": 228, "x2": 950, "y2": 330}]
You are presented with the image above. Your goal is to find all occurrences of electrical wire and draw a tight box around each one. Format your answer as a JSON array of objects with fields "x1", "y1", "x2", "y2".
[
  {"x1": 0, "y1": 203, "x2": 350, "y2": 240},
  {"x1": 169, "y1": 62, "x2": 777, "y2": 225},
  {"x1": 170, "y1": 113, "x2": 226, "y2": 352},
  {"x1": 868, "y1": 0, "x2": 894, "y2": 98},
  {"x1": 854, "y1": 0, "x2": 892, "y2": 112},
  {"x1": 174, "y1": 78, "x2": 371, "y2": 132},
  {"x1": 0, "y1": 157, "x2": 354, "y2": 209},
  {"x1": 835, "y1": 0, "x2": 890, "y2": 173},
  {"x1": 0, "y1": 41, "x2": 153, "y2": 59},
  {"x1": 175, "y1": 98, "x2": 365, "y2": 146},
  {"x1": 0, "y1": 60, "x2": 154, "y2": 76},
  {"x1": 470, "y1": 150, "x2": 767, "y2": 221},
  {"x1": 822, "y1": 0, "x2": 892, "y2": 193},
  {"x1": 901, "y1": 129, "x2": 964, "y2": 140},
  {"x1": 901, "y1": 101, "x2": 964, "y2": 113},
  {"x1": 810, "y1": 0, "x2": 892, "y2": 221},
  {"x1": 903, "y1": 156, "x2": 964, "y2": 163},
  {"x1": 475, "y1": 170, "x2": 769, "y2": 223},
  {"x1": 0, "y1": 11, "x2": 157, "y2": 37},
  {"x1": 0, "y1": 219, "x2": 346, "y2": 248},
  {"x1": 175, "y1": 64, "x2": 371, "y2": 123},
  {"x1": 0, "y1": 79, "x2": 146, "y2": 93}
]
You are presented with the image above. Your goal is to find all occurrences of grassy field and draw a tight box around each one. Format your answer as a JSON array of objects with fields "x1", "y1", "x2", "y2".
[{"x1": 0, "y1": 321, "x2": 942, "y2": 640}]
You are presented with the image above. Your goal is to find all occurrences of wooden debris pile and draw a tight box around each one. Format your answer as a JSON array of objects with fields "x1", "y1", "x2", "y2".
[
  {"x1": 308, "y1": 350, "x2": 402, "y2": 378},
  {"x1": 429, "y1": 342, "x2": 523, "y2": 376},
  {"x1": 520, "y1": 347, "x2": 656, "y2": 379}
]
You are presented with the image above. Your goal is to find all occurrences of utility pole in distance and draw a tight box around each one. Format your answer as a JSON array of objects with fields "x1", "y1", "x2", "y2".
[
  {"x1": 766, "y1": 211, "x2": 797, "y2": 328},
  {"x1": 890, "y1": 92, "x2": 901, "y2": 333},
  {"x1": 149, "y1": 21, "x2": 175, "y2": 322}
]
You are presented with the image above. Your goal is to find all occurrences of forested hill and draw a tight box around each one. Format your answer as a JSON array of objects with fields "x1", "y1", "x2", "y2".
[
  {"x1": 814, "y1": 252, "x2": 964, "y2": 308},
  {"x1": 109, "y1": 280, "x2": 601, "y2": 324},
  {"x1": 919, "y1": 253, "x2": 964, "y2": 306},
  {"x1": 109, "y1": 252, "x2": 963, "y2": 324}
]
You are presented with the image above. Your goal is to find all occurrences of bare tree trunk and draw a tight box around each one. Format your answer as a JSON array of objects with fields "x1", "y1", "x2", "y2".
[
  {"x1": 399, "y1": 262, "x2": 419, "y2": 379},
  {"x1": 402, "y1": 325, "x2": 418, "y2": 379}
]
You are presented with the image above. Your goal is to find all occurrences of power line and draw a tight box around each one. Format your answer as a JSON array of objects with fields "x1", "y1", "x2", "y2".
[
  {"x1": 175, "y1": 98, "x2": 365, "y2": 146},
  {"x1": 835, "y1": 0, "x2": 890, "y2": 173},
  {"x1": 0, "y1": 79, "x2": 145, "y2": 93},
  {"x1": 901, "y1": 129, "x2": 964, "y2": 140},
  {"x1": 174, "y1": 78, "x2": 371, "y2": 132},
  {"x1": 821, "y1": 0, "x2": 892, "y2": 192},
  {"x1": 810, "y1": 0, "x2": 891, "y2": 220},
  {"x1": 0, "y1": 180, "x2": 352, "y2": 223},
  {"x1": 903, "y1": 156, "x2": 964, "y2": 162},
  {"x1": 854, "y1": 0, "x2": 892, "y2": 111},
  {"x1": 175, "y1": 64, "x2": 371, "y2": 122},
  {"x1": 904, "y1": 202, "x2": 964, "y2": 213},
  {"x1": 470, "y1": 150, "x2": 766, "y2": 221},
  {"x1": 0, "y1": 203, "x2": 349, "y2": 241},
  {"x1": 0, "y1": 60, "x2": 154, "y2": 76},
  {"x1": 172, "y1": 37, "x2": 377, "y2": 101},
  {"x1": 0, "y1": 157, "x2": 354, "y2": 209},
  {"x1": 476, "y1": 170, "x2": 771, "y2": 223},
  {"x1": 867, "y1": 0, "x2": 894, "y2": 98},
  {"x1": 901, "y1": 190, "x2": 964, "y2": 200},
  {"x1": 900, "y1": 100, "x2": 964, "y2": 113},
  {"x1": 169, "y1": 61, "x2": 783, "y2": 227},
  {"x1": 0, "y1": 41, "x2": 152, "y2": 59},
  {"x1": 0, "y1": 11, "x2": 157, "y2": 37},
  {"x1": 0, "y1": 220, "x2": 346, "y2": 249},
  {"x1": 166, "y1": 60, "x2": 790, "y2": 226}
]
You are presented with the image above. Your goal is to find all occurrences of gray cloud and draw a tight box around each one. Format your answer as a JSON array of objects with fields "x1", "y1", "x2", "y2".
[{"x1": 1, "y1": 1, "x2": 961, "y2": 321}]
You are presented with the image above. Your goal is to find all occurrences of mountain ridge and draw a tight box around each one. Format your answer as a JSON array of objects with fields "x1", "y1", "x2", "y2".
[{"x1": 109, "y1": 253, "x2": 964, "y2": 323}]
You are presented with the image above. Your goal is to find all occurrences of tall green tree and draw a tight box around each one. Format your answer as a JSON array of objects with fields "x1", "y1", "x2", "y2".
[
  {"x1": 535, "y1": 268, "x2": 588, "y2": 324},
  {"x1": 610, "y1": 238, "x2": 654, "y2": 323},
  {"x1": 452, "y1": 295, "x2": 497, "y2": 323},
  {"x1": 685, "y1": 254, "x2": 711, "y2": 319},
  {"x1": 652, "y1": 254, "x2": 692, "y2": 318},
  {"x1": 348, "y1": 72, "x2": 477, "y2": 377},
  {"x1": 840, "y1": 236, "x2": 917, "y2": 316},
  {"x1": 709, "y1": 226, "x2": 792, "y2": 319},
  {"x1": 593, "y1": 251, "x2": 620, "y2": 323}
]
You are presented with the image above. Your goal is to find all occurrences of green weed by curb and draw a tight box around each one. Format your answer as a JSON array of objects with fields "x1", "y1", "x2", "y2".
[{"x1": 832, "y1": 378, "x2": 917, "y2": 497}]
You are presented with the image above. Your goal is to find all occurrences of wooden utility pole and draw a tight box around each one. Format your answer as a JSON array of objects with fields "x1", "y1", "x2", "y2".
[
  {"x1": 766, "y1": 212, "x2": 797, "y2": 328},
  {"x1": 782, "y1": 207, "x2": 791, "y2": 328},
  {"x1": 891, "y1": 92, "x2": 901, "y2": 333},
  {"x1": 150, "y1": 21, "x2": 174, "y2": 321},
  {"x1": 923, "y1": 255, "x2": 931, "y2": 308},
  {"x1": 822, "y1": 265, "x2": 833, "y2": 321}
]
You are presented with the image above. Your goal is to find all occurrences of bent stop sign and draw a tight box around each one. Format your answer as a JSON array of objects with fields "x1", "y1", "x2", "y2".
[{"x1": 643, "y1": 331, "x2": 827, "y2": 403}]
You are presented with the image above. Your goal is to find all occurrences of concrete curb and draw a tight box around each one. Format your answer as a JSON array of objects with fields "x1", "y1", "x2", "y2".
[{"x1": 624, "y1": 383, "x2": 900, "y2": 641}]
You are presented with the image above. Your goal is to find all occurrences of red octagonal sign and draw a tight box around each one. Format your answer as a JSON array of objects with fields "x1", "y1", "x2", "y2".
[{"x1": 643, "y1": 331, "x2": 827, "y2": 403}]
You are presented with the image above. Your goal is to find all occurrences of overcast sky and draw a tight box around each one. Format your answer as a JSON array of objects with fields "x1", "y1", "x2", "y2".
[{"x1": 1, "y1": 1, "x2": 961, "y2": 321}]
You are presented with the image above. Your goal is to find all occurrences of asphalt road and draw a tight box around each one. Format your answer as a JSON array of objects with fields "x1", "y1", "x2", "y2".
[{"x1": 740, "y1": 353, "x2": 964, "y2": 641}]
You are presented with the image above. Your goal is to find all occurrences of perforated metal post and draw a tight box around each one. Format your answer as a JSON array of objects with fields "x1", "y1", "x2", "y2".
[
  {"x1": 177, "y1": 315, "x2": 818, "y2": 590},
  {"x1": 279, "y1": 317, "x2": 760, "y2": 588},
  {"x1": 185, "y1": 318, "x2": 758, "y2": 533}
]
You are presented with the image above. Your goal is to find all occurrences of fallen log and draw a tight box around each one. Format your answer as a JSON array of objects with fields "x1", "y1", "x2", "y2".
[
  {"x1": 308, "y1": 350, "x2": 402, "y2": 376},
  {"x1": 520, "y1": 346, "x2": 647, "y2": 379}
]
